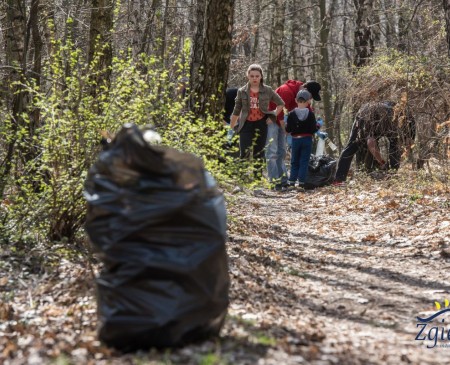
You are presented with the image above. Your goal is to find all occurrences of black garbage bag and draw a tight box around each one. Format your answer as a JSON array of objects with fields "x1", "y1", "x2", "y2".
[
  {"x1": 304, "y1": 154, "x2": 337, "y2": 189},
  {"x1": 84, "y1": 124, "x2": 230, "y2": 351}
]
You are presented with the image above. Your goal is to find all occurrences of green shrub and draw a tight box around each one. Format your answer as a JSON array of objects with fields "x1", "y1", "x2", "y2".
[{"x1": 0, "y1": 37, "x2": 242, "y2": 244}]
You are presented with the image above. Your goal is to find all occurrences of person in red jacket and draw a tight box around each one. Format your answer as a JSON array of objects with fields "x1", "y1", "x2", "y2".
[{"x1": 267, "y1": 80, "x2": 321, "y2": 190}]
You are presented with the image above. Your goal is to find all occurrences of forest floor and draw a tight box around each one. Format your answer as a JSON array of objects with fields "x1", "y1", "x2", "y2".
[{"x1": 1, "y1": 166, "x2": 450, "y2": 365}]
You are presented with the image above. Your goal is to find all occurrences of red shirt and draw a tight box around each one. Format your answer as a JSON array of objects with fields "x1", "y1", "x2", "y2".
[
  {"x1": 247, "y1": 90, "x2": 265, "y2": 121},
  {"x1": 269, "y1": 80, "x2": 303, "y2": 126}
]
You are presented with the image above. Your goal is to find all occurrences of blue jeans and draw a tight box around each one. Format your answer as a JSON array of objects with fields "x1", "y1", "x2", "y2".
[
  {"x1": 289, "y1": 136, "x2": 313, "y2": 183},
  {"x1": 265, "y1": 123, "x2": 288, "y2": 184},
  {"x1": 286, "y1": 134, "x2": 292, "y2": 151}
]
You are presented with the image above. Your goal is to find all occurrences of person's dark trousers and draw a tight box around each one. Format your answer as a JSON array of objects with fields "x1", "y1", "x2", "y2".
[
  {"x1": 388, "y1": 137, "x2": 401, "y2": 169},
  {"x1": 335, "y1": 121, "x2": 361, "y2": 182},
  {"x1": 239, "y1": 118, "x2": 268, "y2": 180}
]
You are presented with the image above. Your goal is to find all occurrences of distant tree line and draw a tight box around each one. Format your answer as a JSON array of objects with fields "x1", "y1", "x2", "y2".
[{"x1": 0, "y1": 0, "x2": 449, "y2": 242}]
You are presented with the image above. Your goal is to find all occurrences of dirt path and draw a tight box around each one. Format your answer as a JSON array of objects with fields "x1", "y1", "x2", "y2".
[
  {"x1": 225, "y1": 172, "x2": 450, "y2": 364},
  {"x1": 1, "y1": 170, "x2": 449, "y2": 364}
]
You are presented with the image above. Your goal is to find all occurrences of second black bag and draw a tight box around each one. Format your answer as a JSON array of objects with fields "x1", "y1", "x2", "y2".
[{"x1": 304, "y1": 154, "x2": 337, "y2": 189}]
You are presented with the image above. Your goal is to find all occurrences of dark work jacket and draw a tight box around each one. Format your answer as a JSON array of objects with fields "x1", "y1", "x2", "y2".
[
  {"x1": 223, "y1": 88, "x2": 238, "y2": 124},
  {"x1": 356, "y1": 101, "x2": 416, "y2": 142}
]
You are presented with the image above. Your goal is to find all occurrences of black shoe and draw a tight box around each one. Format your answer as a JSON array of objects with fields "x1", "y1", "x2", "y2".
[
  {"x1": 274, "y1": 183, "x2": 283, "y2": 191},
  {"x1": 286, "y1": 181, "x2": 296, "y2": 190}
]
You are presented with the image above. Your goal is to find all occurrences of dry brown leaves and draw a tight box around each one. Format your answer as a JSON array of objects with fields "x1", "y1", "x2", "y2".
[{"x1": 1, "y1": 167, "x2": 449, "y2": 364}]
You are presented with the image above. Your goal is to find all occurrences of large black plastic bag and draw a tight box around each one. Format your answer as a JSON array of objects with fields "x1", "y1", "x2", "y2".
[
  {"x1": 84, "y1": 124, "x2": 230, "y2": 351},
  {"x1": 305, "y1": 155, "x2": 337, "y2": 189}
]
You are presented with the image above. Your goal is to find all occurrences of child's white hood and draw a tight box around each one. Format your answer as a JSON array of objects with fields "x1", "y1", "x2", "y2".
[{"x1": 294, "y1": 108, "x2": 309, "y2": 121}]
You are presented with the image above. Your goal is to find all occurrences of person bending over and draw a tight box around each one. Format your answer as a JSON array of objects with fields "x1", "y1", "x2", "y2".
[{"x1": 333, "y1": 101, "x2": 413, "y2": 184}]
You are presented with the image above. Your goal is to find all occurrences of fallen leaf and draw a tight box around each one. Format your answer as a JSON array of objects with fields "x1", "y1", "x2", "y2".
[
  {"x1": 362, "y1": 234, "x2": 378, "y2": 242},
  {"x1": 0, "y1": 302, "x2": 14, "y2": 320}
]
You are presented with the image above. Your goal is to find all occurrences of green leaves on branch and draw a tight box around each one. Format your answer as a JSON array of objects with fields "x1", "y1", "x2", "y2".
[{"x1": 0, "y1": 36, "x2": 242, "y2": 244}]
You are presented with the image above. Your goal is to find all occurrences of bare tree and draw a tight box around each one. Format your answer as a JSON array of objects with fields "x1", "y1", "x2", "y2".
[
  {"x1": 190, "y1": 0, "x2": 235, "y2": 116},
  {"x1": 0, "y1": 0, "x2": 34, "y2": 196},
  {"x1": 28, "y1": 0, "x2": 43, "y2": 139},
  {"x1": 88, "y1": 0, "x2": 113, "y2": 96},
  {"x1": 443, "y1": 0, "x2": 450, "y2": 56},
  {"x1": 190, "y1": 0, "x2": 206, "y2": 87},
  {"x1": 267, "y1": 0, "x2": 285, "y2": 87},
  {"x1": 353, "y1": 0, "x2": 375, "y2": 67},
  {"x1": 379, "y1": 0, "x2": 396, "y2": 48},
  {"x1": 319, "y1": 0, "x2": 334, "y2": 140},
  {"x1": 251, "y1": 1, "x2": 262, "y2": 61}
]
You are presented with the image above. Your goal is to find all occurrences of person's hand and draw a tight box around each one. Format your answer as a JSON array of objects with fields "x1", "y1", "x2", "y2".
[
  {"x1": 316, "y1": 117, "x2": 324, "y2": 129},
  {"x1": 378, "y1": 160, "x2": 387, "y2": 170},
  {"x1": 317, "y1": 131, "x2": 328, "y2": 140}
]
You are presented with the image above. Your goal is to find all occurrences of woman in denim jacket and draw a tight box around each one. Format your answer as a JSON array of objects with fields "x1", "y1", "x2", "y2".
[{"x1": 230, "y1": 64, "x2": 284, "y2": 180}]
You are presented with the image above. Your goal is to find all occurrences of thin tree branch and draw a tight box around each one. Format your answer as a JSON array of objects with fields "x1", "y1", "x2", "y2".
[
  {"x1": 281, "y1": 63, "x2": 321, "y2": 70},
  {"x1": 403, "y1": 0, "x2": 427, "y2": 33}
]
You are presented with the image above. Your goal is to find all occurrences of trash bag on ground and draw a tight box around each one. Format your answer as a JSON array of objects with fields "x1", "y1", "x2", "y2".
[
  {"x1": 304, "y1": 154, "x2": 337, "y2": 189},
  {"x1": 84, "y1": 123, "x2": 230, "y2": 351}
]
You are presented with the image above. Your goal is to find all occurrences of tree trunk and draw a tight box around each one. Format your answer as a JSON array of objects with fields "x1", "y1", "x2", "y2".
[
  {"x1": 396, "y1": 0, "x2": 408, "y2": 51},
  {"x1": 251, "y1": 1, "x2": 261, "y2": 61},
  {"x1": 1, "y1": 0, "x2": 26, "y2": 104},
  {"x1": 444, "y1": 0, "x2": 450, "y2": 57},
  {"x1": 88, "y1": 0, "x2": 113, "y2": 97},
  {"x1": 0, "y1": 0, "x2": 27, "y2": 197},
  {"x1": 379, "y1": 0, "x2": 395, "y2": 48},
  {"x1": 319, "y1": 0, "x2": 334, "y2": 141},
  {"x1": 268, "y1": 0, "x2": 285, "y2": 88},
  {"x1": 266, "y1": 15, "x2": 275, "y2": 85},
  {"x1": 28, "y1": 0, "x2": 43, "y2": 141},
  {"x1": 190, "y1": 0, "x2": 206, "y2": 92},
  {"x1": 190, "y1": 0, "x2": 235, "y2": 117},
  {"x1": 41, "y1": 0, "x2": 56, "y2": 62},
  {"x1": 353, "y1": 0, "x2": 375, "y2": 67},
  {"x1": 289, "y1": 0, "x2": 309, "y2": 81},
  {"x1": 160, "y1": 0, "x2": 170, "y2": 63},
  {"x1": 137, "y1": 0, "x2": 160, "y2": 56},
  {"x1": 341, "y1": 0, "x2": 353, "y2": 65}
]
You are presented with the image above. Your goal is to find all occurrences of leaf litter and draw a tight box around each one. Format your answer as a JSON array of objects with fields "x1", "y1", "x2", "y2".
[{"x1": 0, "y1": 169, "x2": 449, "y2": 364}]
